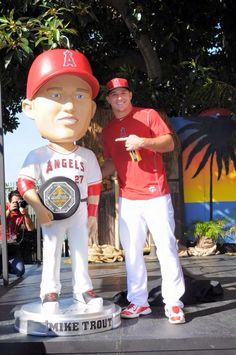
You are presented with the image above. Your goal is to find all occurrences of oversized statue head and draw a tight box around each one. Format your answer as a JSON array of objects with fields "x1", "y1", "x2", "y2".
[{"x1": 22, "y1": 49, "x2": 99, "y2": 144}]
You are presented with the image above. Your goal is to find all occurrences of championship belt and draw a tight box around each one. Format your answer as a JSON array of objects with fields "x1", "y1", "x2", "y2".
[{"x1": 38, "y1": 177, "x2": 81, "y2": 220}]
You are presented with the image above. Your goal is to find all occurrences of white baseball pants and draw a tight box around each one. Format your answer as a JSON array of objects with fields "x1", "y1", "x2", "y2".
[
  {"x1": 40, "y1": 202, "x2": 93, "y2": 299},
  {"x1": 119, "y1": 194, "x2": 185, "y2": 308}
]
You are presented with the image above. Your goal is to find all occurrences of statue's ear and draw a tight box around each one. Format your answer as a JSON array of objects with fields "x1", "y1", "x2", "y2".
[{"x1": 22, "y1": 99, "x2": 35, "y2": 120}]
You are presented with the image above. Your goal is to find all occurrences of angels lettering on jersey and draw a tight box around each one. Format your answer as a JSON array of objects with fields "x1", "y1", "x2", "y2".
[{"x1": 46, "y1": 158, "x2": 85, "y2": 184}]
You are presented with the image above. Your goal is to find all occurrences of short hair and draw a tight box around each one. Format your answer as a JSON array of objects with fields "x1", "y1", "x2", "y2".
[{"x1": 8, "y1": 190, "x2": 21, "y2": 202}]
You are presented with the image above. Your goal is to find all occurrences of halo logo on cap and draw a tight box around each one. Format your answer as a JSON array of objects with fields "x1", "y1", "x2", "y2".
[{"x1": 63, "y1": 50, "x2": 77, "y2": 67}]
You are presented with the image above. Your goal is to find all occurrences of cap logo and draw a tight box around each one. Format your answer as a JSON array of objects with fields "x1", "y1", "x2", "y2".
[
  {"x1": 113, "y1": 78, "x2": 121, "y2": 87},
  {"x1": 63, "y1": 50, "x2": 76, "y2": 67}
]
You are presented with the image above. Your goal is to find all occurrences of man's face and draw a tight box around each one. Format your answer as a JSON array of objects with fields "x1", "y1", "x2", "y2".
[
  {"x1": 10, "y1": 195, "x2": 21, "y2": 211},
  {"x1": 106, "y1": 88, "x2": 132, "y2": 118},
  {"x1": 23, "y1": 74, "x2": 96, "y2": 143}
]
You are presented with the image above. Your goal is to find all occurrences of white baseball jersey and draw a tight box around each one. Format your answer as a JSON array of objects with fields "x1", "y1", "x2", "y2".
[{"x1": 18, "y1": 144, "x2": 102, "y2": 197}]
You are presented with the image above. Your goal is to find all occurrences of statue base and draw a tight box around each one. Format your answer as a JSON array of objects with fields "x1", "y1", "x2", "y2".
[{"x1": 14, "y1": 298, "x2": 121, "y2": 336}]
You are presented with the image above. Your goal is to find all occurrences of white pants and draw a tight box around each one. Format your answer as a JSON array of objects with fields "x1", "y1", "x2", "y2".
[
  {"x1": 40, "y1": 202, "x2": 92, "y2": 299},
  {"x1": 119, "y1": 194, "x2": 185, "y2": 308}
]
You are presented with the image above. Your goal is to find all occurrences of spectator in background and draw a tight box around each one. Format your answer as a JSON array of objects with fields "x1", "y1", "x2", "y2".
[{"x1": 0, "y1": 189, "x2": 34, "y2": 277}]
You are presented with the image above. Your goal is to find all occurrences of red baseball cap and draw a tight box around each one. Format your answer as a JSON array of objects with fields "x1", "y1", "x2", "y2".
[
  {"x1": 106, "y1": 78, "x2": 129, "y2": 93},
  {"x1": 26, "y1": 49, "x2": 99, "y2": 99}
]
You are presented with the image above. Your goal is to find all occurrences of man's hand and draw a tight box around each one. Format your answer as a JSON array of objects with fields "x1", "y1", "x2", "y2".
[
  {"x1": 115, "y1": 134, "x2": 143, "y2": 151},
  {"x1": 116, "y1": 133, "x2": 174, "y2": 153},
  {"x1": 8, "y1": 200, "x2": 19, "y2": 212},
  {"x1": 19, "y1": 206, "x2": 29, "y2": 215}
]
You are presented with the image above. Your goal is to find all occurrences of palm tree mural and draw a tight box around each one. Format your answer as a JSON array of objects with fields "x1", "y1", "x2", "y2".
[{"x1": 177, "y1": 109, "x2": 236, "y2": 220}]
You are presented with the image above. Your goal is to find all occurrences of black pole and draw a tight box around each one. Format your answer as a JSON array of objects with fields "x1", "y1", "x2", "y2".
[{"x1": 0, "y1": 82, "x2": 8, "y2": 285}]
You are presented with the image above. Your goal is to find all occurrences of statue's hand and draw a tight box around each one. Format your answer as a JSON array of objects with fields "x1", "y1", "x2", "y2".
[
  {"x1": 36, "y1": 206, "x2": 54, "y2": 225},
  {"x1": 88, "y1": 216, "x2": 98, "y2": 245}
]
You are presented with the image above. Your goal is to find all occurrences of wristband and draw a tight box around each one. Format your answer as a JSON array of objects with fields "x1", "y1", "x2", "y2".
[
  {"x1": 17, "y1": 178, "x2": 35, "y2": 195},
  {"x1": 88, "y1": 204, "x2": 98, "y2": 217},
  {"x1": 88, "y1": 182, "x2": 101, "y2": 197}
]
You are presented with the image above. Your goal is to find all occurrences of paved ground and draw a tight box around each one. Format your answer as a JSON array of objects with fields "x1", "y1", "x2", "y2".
[{"x1": 0, "y1": 254, "x2": 236, "y2": 354}]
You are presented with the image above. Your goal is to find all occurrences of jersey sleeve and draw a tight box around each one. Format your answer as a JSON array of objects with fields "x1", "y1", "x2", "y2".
[
  {"x1": 18, "y1": 150, "x2": 40, "y2": 182},
  {"x1": 148, "y1": 109, "x2": 172, "y2": 137}
]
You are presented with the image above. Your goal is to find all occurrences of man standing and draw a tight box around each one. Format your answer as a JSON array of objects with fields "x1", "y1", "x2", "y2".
[{"x1": 101, "y1": 78, "x2": 185, "y2": 324}]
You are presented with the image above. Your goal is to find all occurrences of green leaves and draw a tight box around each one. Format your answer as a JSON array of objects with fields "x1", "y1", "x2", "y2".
[
  {"x1": 188, "y1": 220, "x2": 226, "y2": 241},
  {"x1": 0, "y1": 7, "x2": 77, "y2": 55},
  {"x1": 34, "y1": 18, "x2": 77, "y2": 48}
]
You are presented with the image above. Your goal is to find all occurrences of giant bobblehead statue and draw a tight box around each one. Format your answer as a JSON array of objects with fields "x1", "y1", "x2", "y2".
[{"x1": 17, "y1": 49, "x2": 103, "y2": 313}]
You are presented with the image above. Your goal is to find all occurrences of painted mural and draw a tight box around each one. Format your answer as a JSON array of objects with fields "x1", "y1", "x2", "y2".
[{"x1": 170, "y1": 108, "x2": 236, "y2": 227}]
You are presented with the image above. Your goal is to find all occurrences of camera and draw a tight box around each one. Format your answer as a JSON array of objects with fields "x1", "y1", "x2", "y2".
[{"x1": 18, "y1": 199, "x2": 28, "y2": 209}]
